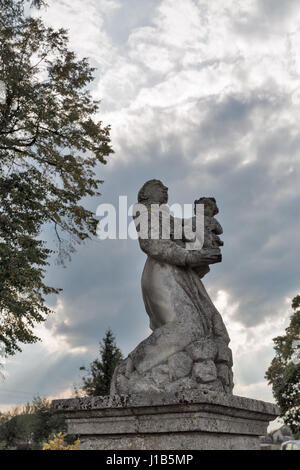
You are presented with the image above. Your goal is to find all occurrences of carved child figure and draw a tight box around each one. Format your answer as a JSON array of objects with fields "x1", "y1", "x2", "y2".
[
  {"x1": 189, "y1": 197, "x2": 223, "y2": 278},
  {"x1": 196, "y1": 197, "x2": 223, "y2": 249}
]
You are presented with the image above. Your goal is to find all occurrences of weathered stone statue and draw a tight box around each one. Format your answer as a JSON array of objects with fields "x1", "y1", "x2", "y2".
[
  {"x1": 111, "y1": 179, "x2": 234, "y2": 396},
  {"x1": 52, "y1": 179, "x2": 279, "y2": 450}
]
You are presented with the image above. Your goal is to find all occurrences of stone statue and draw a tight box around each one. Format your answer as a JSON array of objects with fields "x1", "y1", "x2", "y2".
[{"x1": 111, "y1": 180, "x2": 233, "y2": 396}]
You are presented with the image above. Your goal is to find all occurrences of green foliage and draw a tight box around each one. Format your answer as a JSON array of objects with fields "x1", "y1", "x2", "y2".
[
  {"x1": 266, "y1": 295, "x2": 300, "y2": 435},
  {"x1": 0, "y1": 411, "x2": 35, "y2": 448},
  {"x1": 78, "y1": 329, "x2": 123, "y2": 396},
  {"x1": 0, "y1": 396, "x2": 66, "y2": 449},
  {"x1": 43, "y1": 432, "x2": 80, "y2": 450},
  {"x1": 30, "y1": 396, "x2": 66, "y2": 446},
  {"x1": 0, "y1": 1, "x2": 112, "y2": 355}
]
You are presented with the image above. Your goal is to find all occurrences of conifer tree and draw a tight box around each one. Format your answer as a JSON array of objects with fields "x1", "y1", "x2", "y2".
[{"x1": 79, "y1": 329, "x2": 123, "y2": 396}]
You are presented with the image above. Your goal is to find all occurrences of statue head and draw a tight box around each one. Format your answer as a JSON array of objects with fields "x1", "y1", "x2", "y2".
[
  {"x1": 194, "y1": 197, "x2": 218, "y2": 217},
  {"x1": 138, "y1": 179, "x2": 168, "y2": 205}
]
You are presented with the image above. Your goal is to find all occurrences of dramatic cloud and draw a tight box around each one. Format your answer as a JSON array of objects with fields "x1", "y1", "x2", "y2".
[{"x1": 1, "y1": 0, "x2": 300, "y2": 408}]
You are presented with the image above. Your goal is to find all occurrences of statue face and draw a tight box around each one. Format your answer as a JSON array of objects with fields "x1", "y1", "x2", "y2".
[
  {"x1": 155, "y1": 183, "x2": 168, "y2": 204},
  {"x1": 204, "y1": 199, "x2": 218, "y2": 217}
]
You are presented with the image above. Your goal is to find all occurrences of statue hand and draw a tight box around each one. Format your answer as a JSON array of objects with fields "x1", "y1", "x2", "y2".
[{"x1": 185, "y1": 248, "x2": 222, "y2": 267}]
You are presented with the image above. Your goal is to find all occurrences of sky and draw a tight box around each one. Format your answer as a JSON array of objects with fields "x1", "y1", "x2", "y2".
[{"x1": 1, "y1": 0, "x2": 300, "y2": 410}]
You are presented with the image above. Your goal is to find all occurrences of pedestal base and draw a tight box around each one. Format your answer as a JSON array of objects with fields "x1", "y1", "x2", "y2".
[{"x1": 51, "y1": 390, "x2": 279, "y2": 450}]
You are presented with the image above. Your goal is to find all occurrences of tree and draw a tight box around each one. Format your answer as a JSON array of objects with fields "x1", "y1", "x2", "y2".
[
  {"x1": 78, "y1": 329, "x2": 123, "y2": 396},
  {"x1": 0, "y1": 404, "x2": 35, "y2": 449},
  {"x1": 0, "y1": 396, "x2": 65, "y2": 449},
  {"x1": 0, "y1": 1, "x2": 113, "y2": 355},
  {"x1": 30, "y1": 396, "x2": 66, "y2": 446},
  {"x1": 265, "y1": 295, "x2": 300, "y2": 436}
]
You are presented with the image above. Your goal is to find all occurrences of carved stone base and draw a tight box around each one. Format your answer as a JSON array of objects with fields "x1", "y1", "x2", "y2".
[
  {"x1": 111, "y1": 336, "x2": 234, "y2": 396},
  {"x1": 51, "y1": 390, "x2": 279, "y2": 450}
]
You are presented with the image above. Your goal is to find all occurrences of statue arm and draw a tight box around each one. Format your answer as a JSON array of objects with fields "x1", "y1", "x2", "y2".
[
  {"x1": 139, "y1": 238, "x2": 188, "y2": 266},
  {"x1": 139, "y1": 238, "x2": 222, "y2": 267}
]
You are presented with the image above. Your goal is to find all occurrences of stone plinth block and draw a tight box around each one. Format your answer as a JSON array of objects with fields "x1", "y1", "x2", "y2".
[{"x1": 51, "y1": 390, "x2": 279, "y2": 450}]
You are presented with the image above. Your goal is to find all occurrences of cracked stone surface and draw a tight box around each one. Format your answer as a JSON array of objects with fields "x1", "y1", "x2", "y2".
[
  {"x1": 192, "y1": 360, "x2": 217, "y2": 384},
  {"x1": 51, "y1": 388, "x2": 279, "y2": 450},
  {"x1": 168, "y1": 352, "x2": 193, "y2": 381}
]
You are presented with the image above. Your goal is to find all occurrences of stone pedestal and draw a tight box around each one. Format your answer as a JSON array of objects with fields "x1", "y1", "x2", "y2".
[{"x1": 51, "y1": 390, "x2": 279, "y2": 450}]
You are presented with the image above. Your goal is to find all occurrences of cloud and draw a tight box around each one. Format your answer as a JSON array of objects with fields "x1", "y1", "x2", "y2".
[
  {"x1": 2, "y1": 0, "x2": 300, "y2": 409},
  {"x1": 212, "y1": 289, "x2": 291, "y2": 401}
]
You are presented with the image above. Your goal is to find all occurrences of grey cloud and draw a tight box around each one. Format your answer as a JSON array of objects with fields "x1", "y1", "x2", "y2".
[
  {"x1": 45, "y1": 85, "x2": 300, "y2": 338},
  {"x1": 102, "y1": 0, "x2": 158, "y2": 46},
  {"x1": 234, "y1": 344, "x2": 275, "y2": 387},
  {"x1": 232, "y1": 0, "x2": 300, "y2": 36},
  {"x1": 0, "y1": 350, "x2": 88, "y2": 405},
  {"x1": 2, "y1": 0, "x2": 300, "y2": 408},
  {"x1": 260, "y1": 0, "x2": 300, "y2": 19}
]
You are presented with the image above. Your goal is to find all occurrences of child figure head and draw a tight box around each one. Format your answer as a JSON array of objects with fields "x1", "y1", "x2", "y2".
[{"x1": 194, "y1": 197, "x2": 218, "y2": 217}]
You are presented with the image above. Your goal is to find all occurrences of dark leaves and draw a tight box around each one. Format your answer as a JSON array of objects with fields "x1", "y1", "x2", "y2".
[{"x1": 0, "y1": 1, "x2": 113, "y2": 355}]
